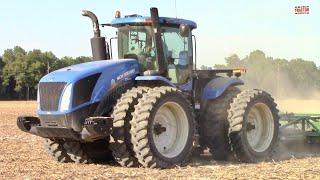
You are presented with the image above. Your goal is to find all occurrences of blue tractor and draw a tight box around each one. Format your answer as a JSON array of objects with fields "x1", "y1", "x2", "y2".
[{"x1": 17, "y1": 8, "x2": 279, "y2": 168}]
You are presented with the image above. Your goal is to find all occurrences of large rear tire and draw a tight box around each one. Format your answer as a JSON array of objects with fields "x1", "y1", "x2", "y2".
[
  {"x1": 130, "y1": 87, "x2": 195, "y2": 168},
  {"x1": 201, "y1": 87, "x2": 240, "y2": 160},
  {"x1": 228, "y1": 89, "x2": 279, "y2": 162},
  {"x1": 110, "y1": 87, "x2": 149, "y2": 167},
  {"x1": 44, "y1": 139, "x2": 73, "y2": 163}
]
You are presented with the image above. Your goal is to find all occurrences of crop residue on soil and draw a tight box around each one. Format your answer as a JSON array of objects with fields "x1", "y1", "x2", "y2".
[{"x1": 1, "y1": 101, "x2": 320, "y2": 179}]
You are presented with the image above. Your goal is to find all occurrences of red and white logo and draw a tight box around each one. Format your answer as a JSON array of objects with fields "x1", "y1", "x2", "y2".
[{"x1": 294, "y1": 6, "x2": 310, "y2": 14}]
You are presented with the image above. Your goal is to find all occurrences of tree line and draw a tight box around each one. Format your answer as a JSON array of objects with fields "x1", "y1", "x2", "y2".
[
  {"x1": 1, "y1": 47, "x2": 319, "y2": 100},
  {"x1": 0, "y1": 46, "x2": 91, "y2": 100},
  {"x1": 206, "y1": 50, "x2": 320, "y2": 99}
]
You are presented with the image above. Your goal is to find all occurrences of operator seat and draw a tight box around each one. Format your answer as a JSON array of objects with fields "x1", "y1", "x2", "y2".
[{"x1": 168, "y1": 51, "x2": 190, "y2": 84}]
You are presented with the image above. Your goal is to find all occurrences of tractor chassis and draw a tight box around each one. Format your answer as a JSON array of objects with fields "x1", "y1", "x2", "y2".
[{"x1": 17, "y1": 116, "x2": 113, "y2": 142}]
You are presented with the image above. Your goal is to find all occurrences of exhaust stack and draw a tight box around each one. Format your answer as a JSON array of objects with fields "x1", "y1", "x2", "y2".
[
  {"x1": 150, "y1": 8, "x2": 167, "y2": 76},
  {"x1": 81, "y1": 10, "x2": 109, "y2": 60}
]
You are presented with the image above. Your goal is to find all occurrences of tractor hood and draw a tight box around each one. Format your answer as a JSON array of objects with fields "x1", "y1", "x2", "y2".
[
  {"x1": 41, "y1": 59, "x2": 139, "y2": 84},
  {"x1": 38, "y1": 59, "x2": 140, "y2": 115}
]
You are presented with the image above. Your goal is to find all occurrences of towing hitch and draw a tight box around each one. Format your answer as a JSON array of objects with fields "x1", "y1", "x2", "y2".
[
  {"x1": 81, "y1": 117, "x2": 113, "y2": 140},
  {"x1": 17, "y1": 116, "x2": 113, "y2": 141}
]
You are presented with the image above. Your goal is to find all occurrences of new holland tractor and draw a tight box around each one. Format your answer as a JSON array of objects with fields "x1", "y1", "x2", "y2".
[{"x1": 17, "y1": 8, "x2": 279, "y2": 168}]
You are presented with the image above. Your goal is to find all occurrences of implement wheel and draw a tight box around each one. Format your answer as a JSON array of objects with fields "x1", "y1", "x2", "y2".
[
  {"x1": 130, "y1": 87, "x2": 195, "y2": 168},
  {"x1": 228, "y1": 89, "x2": 279, "y2": 162}
]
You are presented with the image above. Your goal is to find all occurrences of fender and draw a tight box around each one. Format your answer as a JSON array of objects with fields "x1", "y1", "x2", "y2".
[
  {"x1": 202, "y1": 76, "x2": 244, "y2": 100},
  {"x1": 135, "y1": 76, "x2": 176, "y2": 87}
]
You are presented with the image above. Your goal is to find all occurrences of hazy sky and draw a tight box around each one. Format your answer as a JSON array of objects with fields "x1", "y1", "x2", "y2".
[{"x1": 1, "y1": 0, "x2": 319, "y2": 66}]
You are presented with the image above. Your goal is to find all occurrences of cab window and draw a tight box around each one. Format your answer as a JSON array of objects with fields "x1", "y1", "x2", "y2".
[
  {"x1": 162, "y1": 27, "x2": 193, "y2": 84},
  {"x1": 118, "y1": 26, "x2": 157, "y2": 72}
]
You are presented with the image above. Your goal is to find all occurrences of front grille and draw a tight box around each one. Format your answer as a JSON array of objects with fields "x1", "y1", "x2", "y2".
[{"x1": 39, "y1": 82, "x2": 67, "y2": 111}]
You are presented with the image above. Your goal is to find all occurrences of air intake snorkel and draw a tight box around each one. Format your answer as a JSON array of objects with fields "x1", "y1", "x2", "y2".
[
  {"x1": 81, "y1": 10, "x2": 110, "y2": 60},
  {"x1": 150, "y1": 8, "x2": 167, "y2": 77}
]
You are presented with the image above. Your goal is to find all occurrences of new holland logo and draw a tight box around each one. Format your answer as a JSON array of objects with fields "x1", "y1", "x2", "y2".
[{"x1": 116, "y1": 69, "x2": 135, "y2": 81}]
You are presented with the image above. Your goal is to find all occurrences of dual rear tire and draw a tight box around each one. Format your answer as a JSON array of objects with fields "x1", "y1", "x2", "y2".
[
  {"x1": 202, "y1": 88, "x2": 279, "y2": 162},
  {"x1": 130, "y1": 87, "x2": 195, "y2": 168},
  {"x1": 228, "y1": 89, "x2": 279, "y2": 162},
  {"x1": 201, "y1": 87, "x2": 240, "y2": 160}
]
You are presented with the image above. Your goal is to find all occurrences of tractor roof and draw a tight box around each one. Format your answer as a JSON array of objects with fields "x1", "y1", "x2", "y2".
[{"x1": 111, "y1": 15, "x2": 197, "y2": 29}]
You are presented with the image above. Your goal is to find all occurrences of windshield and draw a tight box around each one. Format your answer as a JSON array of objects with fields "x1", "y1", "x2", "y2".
[
  {"x1": 118, "y1": 26, "x2": 157, "y2": 72},
  {"x1": 117, "y1": 25, "x2": 193, "y2": 84},
  {"x1": 162, "y1": 27, "x2": 193, "y2": 84}
]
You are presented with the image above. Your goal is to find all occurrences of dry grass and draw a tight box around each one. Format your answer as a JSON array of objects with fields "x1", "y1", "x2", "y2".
[{"x1": 1, "y1": 101, "x2": 320, "y2": 179}]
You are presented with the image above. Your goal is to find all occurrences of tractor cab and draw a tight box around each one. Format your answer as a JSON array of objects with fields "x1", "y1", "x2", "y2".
[{"x1": 108, "y1": 10, "x2": 197, "y2": 84}]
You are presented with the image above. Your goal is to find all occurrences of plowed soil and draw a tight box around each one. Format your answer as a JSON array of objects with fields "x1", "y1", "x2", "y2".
[{"x1": 1, "y1": 101, "x2": 320, "y2": 179}]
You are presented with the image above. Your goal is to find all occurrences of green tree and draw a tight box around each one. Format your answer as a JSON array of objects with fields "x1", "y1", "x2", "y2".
[
  {"x1": 200, "y1": 65, "x2": 209, "y2": 70},
  {"x1": 2, "y1": 46, "x2": 27, "y2": 96},
  {"x1": 74, "y1": 56, "x2": 91, "y2": 64},
  {"x1": 212, "y1": 50, "x2": 320, "y2": 98},
  {"x1": 225, "y1": 54, "x2": 243, "y2": 68},
  {"x1": 24, "y1": 50, "x2": 58, "y2": 99},
  {"x1": 0, "y1": 46, "x2": 92, "y2": 100},
  {"x1": 0, "y1": 56, "x2": 4, "y2": 97}
]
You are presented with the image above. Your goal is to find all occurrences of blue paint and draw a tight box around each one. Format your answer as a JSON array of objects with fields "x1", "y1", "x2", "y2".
[
  {"x1": 38, "y1": 59, "x2": 140, "y2": 115},
  {"x1": 202, "y1": 77, "x2": 244, "y2": 100},
  {"x1": 179, "y1": 80, "x2": 193, "y2": 91},
  {"x1": 111, "y1": 16, "x2": 197, "y2": 29},
  {"x1": 135, "y1": 76, "x2": 176, "y2": 87}
]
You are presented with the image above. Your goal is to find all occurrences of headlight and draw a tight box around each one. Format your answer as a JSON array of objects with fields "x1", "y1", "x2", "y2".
[
  {"x1": 37, "y1": 86, "x2": 40, "y2": 110},
  {"x1": 60, "y1": 84, "x2": 73, "y2": 111}
]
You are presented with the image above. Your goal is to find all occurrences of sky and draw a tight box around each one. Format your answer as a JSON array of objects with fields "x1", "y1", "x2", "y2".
[{"x1": 1, "y1": 0, "x2": 319, "y2": 66}]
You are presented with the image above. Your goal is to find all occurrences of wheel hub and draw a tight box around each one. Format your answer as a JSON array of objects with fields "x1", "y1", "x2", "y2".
[
  {"x1": 152, "y1": 102, "x2": 189, "y2": 158},
  {"x1": 246, "y1": 122, "x2": 256, "y2": 131},
  {"x1": 246, "y1": 103, "x2": 274, "y2": 153},
  {"x1": 153, "y1": 123, "x2": 166, "y2": 135}
]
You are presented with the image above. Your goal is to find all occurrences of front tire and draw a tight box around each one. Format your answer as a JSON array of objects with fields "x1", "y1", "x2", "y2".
[
  {"x1": 82, "y1": 139, "x2": 114, "y2": 162},
  {"x1": 44, "y1": 139, "x2": 73, "y2": 163},
  {"x1": 63, "y1": 141, "x2": 92, "y2": 164},
  {"x1": 228, "y1": 89, "x2": 279, "y2": 162},
  {"x1": 130, "y1": 87, "x2": 195, "y2": 168}
]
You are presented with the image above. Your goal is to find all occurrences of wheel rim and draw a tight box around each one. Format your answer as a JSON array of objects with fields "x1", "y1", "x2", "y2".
[
  {"x1": 246, "y1": 103, "x2": 274, "y2": 153},
  {"x1": 152, "y1": 101, "x2": 189, "y2": 158}
]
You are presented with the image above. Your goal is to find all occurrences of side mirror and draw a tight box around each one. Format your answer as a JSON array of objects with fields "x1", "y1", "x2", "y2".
[{"x1": 179, "y1": 24, "x2": 190, "y2": 37}]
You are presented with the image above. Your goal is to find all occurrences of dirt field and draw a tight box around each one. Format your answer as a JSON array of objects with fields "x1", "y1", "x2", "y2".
[{"x1": 1, "y1": 101, "x2": 320, "y2": 179}]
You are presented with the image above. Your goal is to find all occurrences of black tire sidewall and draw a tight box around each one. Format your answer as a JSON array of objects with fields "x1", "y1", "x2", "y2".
[
  {"x1": 241, "y1": 94, "x2": 279, "y2": 160},
  {"x1": 147, "y1": 92, "x2": 194, "y2": 164}
]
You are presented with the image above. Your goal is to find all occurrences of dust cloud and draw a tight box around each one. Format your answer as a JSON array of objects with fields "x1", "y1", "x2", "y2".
[
  {"x1": 276, "y1": 98, "x2": 320, "y2": 114},
  {"x1": 241, "y1": 71, "x2": 320, "y2": 114}
]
